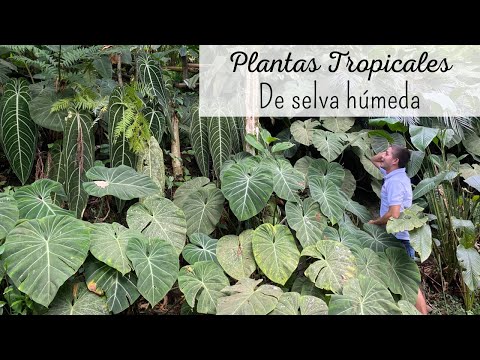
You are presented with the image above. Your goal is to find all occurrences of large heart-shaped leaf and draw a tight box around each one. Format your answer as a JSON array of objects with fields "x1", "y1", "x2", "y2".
[
  {"x1": 410, "y1": 224, "x2": 432, "y2": 263},
  {"x1": 84, "y1": 165, "x2": 159, "y2": 200},
  {"x1": 290, "y1": 119, "x2": 319, "y2": 146},
  {"x1": 321, "y1": 117, "x2": 355, "y2": 133},
  {"x1": 13, "y1": 179, "x2": 74, "y2": 219},
  {"x1": 285, "y1": 198, "x2": 327, "y2": 248},
  {"x1": 127, "y1": 237, "x2": 179, "y2": 307},
  {"x1": 89, "y1": 222, "x2": 142, "y2": 275},
  {"x1": 291, "y1": 276, "x2": 325, "y2": 298},
  {"x1": 361, "y1": 224, "x2": 404, "y2": 252},
  {"x1": 301, "y1": 240, "x2": 356, "y2": 293},
  {"x1": 370, "y1": 132, "x2": 406, "y2": 154},
  {"x1": 459, "y1": 163, "x2": 480, "y2": 180},
  {"x1": 29, "y1": 89, "x2": 67, "y2": 132},
  {"x1": 462, "y1": 131, "x2": 480, "y2": 157},
  {"x1": 369, "y1": 118, "x2": 408, "y2": 132},
  {"x1": 407, "y1": 150, "x2": 425, "y2": 178},
  {"x1": 309, "y1": 178, "x2": 347, "y2": 225},
  {"x1": 252, "y1": 224, "x2": 300, "y2": 286},
  {"x1": 270, "y1": 292, "x2": 328, "y2": 315},
  {"x1": 93, "y1": 56, "x2": 113, "y2": 79},
  {"x1": 307, "y1": 159, "x2": 345, "y2": 188},
  {"x1": 221, "y1": 162, "x2": 273, "y2": 221},
  {"x1": 173, "y1": 177, "x2": 215, "y2": 208},
  {"x1": 127, "y1": 196, "x2": 186, "y2": 255},
  {"x1": 182, "y1": 233, "x2": 218, "y2": 265},
  {"x1": 378, "y1": 247, "x2": 421, "y2": 304},
  {"x1": 341, "y1": 169, "x2": 356, "y2": 199},
  {"x1": 216, "y1": 278, "x2": 283, "y2": 315},
  {"x1": 312, "y1": 130, "x2": 346, "y2": 162},
  {"x1": 352, "y1": 247, "x2": 389, "y2": 286},
  {"x1": 269, "y1": 158, "x2": 305, "y2": 202},
  {"x1": 275, "y1": 128, "x2": 300, "y2": 158},
  {"x1": 328, "y1": 277, "x2": 401, "y2": 315},
  {"x1": 84, "y1": 257, "x2": 140, "y2": 314},
  {"x1": 352, "y1": 146, "x2": 383, "y2": 180},
  {"x1": 0, "y1": 78, "x2": 37, "y2": 184},
  {"x1": 0, "y1": 193, "x2": 18, "y2": 239},
  {"x1": 409, "y1": 125, "x2": 439, "y2": 152},
  {"x1": 344, "y1": 198, "x2": 371, "y2": 223},
  {"x1": 456, "y1": 244, "x2": 480, "y2": 292},
  {"x1": 46, "y1": 282, "x2": 109, "y2": 315},
  {"x1": 178, "y1": 261, "x2": 229, "y2": 314},
  {"x1": 386, "y1": 204, "x2": 428, "y2": 234},
  {"x1": 398, "y1": 300, "x2": 422, "y2": 315},
  {"x1": 216, "y1": 230, "x2": 256, "y2": 281},
  {"x1": 190, "y1": 115, "x2": 210, "y2": 177},
  {"x1": 182, "y1": 187, "x2": 224, "y2": 236},
  {"x1": 4, "y1": 215, "x2": 90, "y2": 307}
]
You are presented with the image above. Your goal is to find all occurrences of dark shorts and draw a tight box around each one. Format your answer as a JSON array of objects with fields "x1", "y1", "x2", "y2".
[{"x1": 401, "y1": 240, "x2": 415, "y2": 259}]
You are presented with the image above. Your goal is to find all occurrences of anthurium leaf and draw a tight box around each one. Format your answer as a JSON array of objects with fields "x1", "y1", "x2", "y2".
[
  {"x1": 216, "y1": 230, "x2": 256, "y2": 281},
  {"x1": 290, "y1": 119, "x2": 320, "y2": 146},
  {"x1": 321, "y1": 117, "x2": 355, "y2": 133},
  {"x1": 182, "y1": 187, "x2": 224, "y2": 236},
  {"x1": 0, "y1": 193, "x2": 19, "y2": 239},
  {"x1": 286, "y1": 197, "x2": 327, "y2": 248},
  {"x1": 182, "y1": 233, "x2": 218, "y2": 265},
  {"x1": 178, "y1": 261, "x2": 229, "y2": 314},
  {"x1": 270, "y1": 292, "x2": 328, "y2": 315},
  {"x1": 46, "y1": 282, "x2": 109, "y2": 315},
  {"x1": 252, "y1": 224, "x2": 300, "y2": 286},
  {"x1": 216, "y1": 278, "x2": 283, "y2": 315},
  {"x1": 173, "y1": 177, "x2": 214, "y2": 208}
]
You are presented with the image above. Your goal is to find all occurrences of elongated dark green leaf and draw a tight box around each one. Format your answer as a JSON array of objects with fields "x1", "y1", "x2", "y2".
[
  {"x1": 301, "y1": 240, "x2": 356, "y2": 293},
  {"x1": 14, "y1": 179, "x2": 74, "y2": 219},
  {"x1": 321, "y1": 117, "x2": 355, "y2": 133},
  {"x1": 143, "y1": 106, "x2": 165, "y2": 144},
  {"x1": 127, "y1": 196, "x2": 187, "y2": 255},
  {"x1": 457, "y1": 244, "x2": 480, "y2": 292},
  {"x1": 217, "y1": 278, "x2": 283, "y2": 315},
  {"x1": 410, "y1": 125, "x2": 439, "y2": 152},
  {"x1": 84, "y1": 257, "x2": 140, "y2": 314},
  {"x1": 4, "y1": 215, "x2": 90, "y2": 307},
  {"x1": 29, "y1": 89, "x2": 67, "y2": 132},
  {"x1": 173, "y1": 177, "x2": 214, "y2": 208},
  {"x1": 190, "y1": 115, "x2": 210, "y2": 177},
  {"x1": 0, "y1": 78, "x2": 36, "y2": 184},
  {"x1": 182, "y1": 187, "x2": 224, "y2": 236},
  {"x1": 216, "y1": 230, "x2": 256, "y2": 280},
  {"x1": 312, "y1": 129, "x2": 346, "y2": 162},
  {"x1": 63, "y1": 110, "x2": 94, "y2": 218},
  {"x1": 178, "y1": 261, "x2": 229, "y2": 314},
  {"x1": 276, "y1": 128, "x2": 299, "y2": 158},
  {"x1": 127, "y1": 237, "x2": 179, "y2": 307},
  {"x1": 226, "y1": 116, "x2": 242, "y2": 153},
  {"x1": 252, "y1": 224, "x2": 300, "y2": 286},
  {"x1": 137, "y1": 54, "x2": 169, "y2": 112},
  {"x1": 108, "y1": 86, "x2": 136, "y2": 212},
  {"x1": 0, "y1": 193, "x2": 18, "y2": 240},
  {"x1": 222, "y1": 162, "x2": 273, "y2": 221},
  {"x1": 268, "y1": 158, "x2": 305, "y2": 202},
  {"x1": 90, "y1": 222, "x2": 142, "y2": 275},
  {"x1": 46, "y1": 282, "x2": 109, "y2": 315},
  {"x1": 182, "y1": 233, "x2": 218, "y2": 265},
  {"x1": 309, "y1": 178, "x2": 347, "y2": 225},
  {"x1": 328, "y1": 276, "x2": 401, "y2": 315},
  {"x1": 290, "y1": 119, "x2": 319, "y2": 146},
  {"x1": 46, "y1": 142, "x2": 65, "y2": 204},
  {"x1": 208, "y1": 116, "x2": 232, "y2": 178},
  {"x1": 405, "y1": 151, "x2": 424, "y2": 179},
  {"x1": 83, "y1": 165, "x2": 159, "y2": 200},
  {"x1": 286, "y1": 198, "x2": 327, "y2": 248},
  {"x1": 378, "y1": 247, "x2": 421, "y2": 304}
]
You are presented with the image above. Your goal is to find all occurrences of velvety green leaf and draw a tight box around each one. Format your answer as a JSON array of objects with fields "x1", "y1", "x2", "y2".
[
  {"x1": 217, "y1": 278, "x2": 283, "y2": 315},
  {"x1": 352, "y1": 146, "x2": 383, "y2": 180},
  {"x1": 127, "y1": 237, "x2": 179, "y2": 307},
  {"x1": 275, "y1": 128, "x2": 299, "y2": 158},
  {"x1": 182, "y1": 233, "x2": 218, "y2": 265},
  {"x1": 410, "y1": 125, "x2": 439, "y2": 152},
  {"x1": 360, "y1": 223, "x2": 404, "y2": 252},
  {"x1": 407, "y1": 150, "x2": 425, "y2": 178},
  {"x1": 137, "y1": 54, "x2": 169, "y2": 112},
  {"x1": 290, "y1": 119, "x2": 319, "y2": 146},
  {"x1": 127, "y1": 196, "x2": 187, "y2": 255},
  {"x1": 216, "y1": 230, "x2": 256, "y2": 281},
  {"x1": 190, "y1": 116, "x2": 210, "y2": 177},
  {"x1": 270, "y1": 292, "x2": 328, "y2": 315},
  {"x1": 0, "y1": 193, "x2": 19, "y2": 239},
  {"x1": 386, "y1": 204, "x2": 428, "y2": 234},
  {"x1": 301, "y1": 240, "x2": 356, "y2": 293},
  {"x1": 46, "y1": 282, "x2": 109, "y2": 315},
  {"x1": 209, "y1": 116, "x2": 232, "y2": 178},
  {"x1": 182, "y1": 187, "x2": 224, "y2": 236},
  {"x1": 4, "y1": 215, "x2": 90, "y2": 307},
  {"x1": 173, "y1": 177, "x2": 213, "y2": 208},
  {"x1": 312, "y1": 129, "x2": 346, "y2": 162},
  {"x1": 410, "y1": 224, "x2": 432, "y2": 263},
  {"x1": 369, "y1": 118, "x2": 408, "y2": 132},
  {"x1": 344, "y1": 198, "x2": 371, "y2": 223},
  {"x1": 307, "y1": 158, "x2": 345, "y2": 188},
  {"x1": 309, "y1": 178, "x2": 347, "y2": 225},
  {"x1": 341, "y1": 169, "x2": 356, "y2": 198},
  {"x1": 93, "y1": 56, "x2": 112, "y2": 79},
  {"x1": 29, "y1": 89, "x2": 66, "y2": 132},
  {"x1": 286, "y1": 197, "x2": 327, "y2": 248},
  {"x1": 352, "y1": 247, "x2": 389, "y2": 286},
  {"x1": 178, "y1": 261, "x2": 229, "y2": 314},
  {"x1": 143, "y1": 106, "x2": 165, "y2": 144},
  {"x1": 398, "y1": 299, "x2": 422, "y2": 315},
  {"x1": 269, "y1": 158, "x2": 305, "y2": 202},
  {"x1": 328, "y1": 276, "x2": 401, "y2": 315}
]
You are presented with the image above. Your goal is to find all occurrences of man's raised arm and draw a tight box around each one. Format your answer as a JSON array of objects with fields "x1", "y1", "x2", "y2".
[{"x1": 370, "y1": 151, "x2": 384, "y2": 169}]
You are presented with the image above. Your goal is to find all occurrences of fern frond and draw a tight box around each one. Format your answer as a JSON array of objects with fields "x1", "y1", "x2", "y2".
[
  {"x1": 61, "y1": 46, "x2": 102, "y2": 67},
  {"x1": 114, "y1": 107, "x2": 136, "y2": 141},
  {"x1": 51, "y1": 98, "x2": 73, "y2": 113}
]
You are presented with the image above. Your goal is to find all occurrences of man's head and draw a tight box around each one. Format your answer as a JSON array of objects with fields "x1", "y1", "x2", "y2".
[{"x1": 381, "y1": 145, "x2": 410, "y2": 172}]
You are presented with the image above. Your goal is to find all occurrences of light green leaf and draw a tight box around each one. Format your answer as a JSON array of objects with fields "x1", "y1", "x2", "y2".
[
  {"x1": 270, "y1": 292, "x2": 328, "y2": 315},
  {"x1": 4, "y1": 215, "x2": 90, "y2": 307},
  {"x1": 84, "y1": 165, "x2": 159, "y2": 200},
  {"x1": 328, "y1": 277, "x2": 401, "y2": 315},
  {"x1": 127, "y1": 237, "x2": 179, "y2": 307},
  {"x1": 370, "y1": 132, "x2": 405, "y2": 154},
  {"x1": 13, "y1": 179, "x2": 74, "y2": 219},
  {"x1": 301, "y1": 240, "x2": 356, "y2": 293},
  {"x1": 465, "y1": 175, "x2": 480, "y2": 192},
  {"x1": 407, "y1": 150, "x2": 425, "y2": 178},
  {"x1": 410, "y1": 224, "x2": 432, "y2": 263},
  {"x1": 217, "y1": 278, "x2": 283, "y2": 315},
  {"x1": 271, "y1": 141, "x2": 295, "y2": 153},
  {"x1": 386, "y1": 204, "x2": 428, "y2": 234},
  {"x1": 173, "y1": 177, "x2": 214, "y2": 208},
  {"x1": 252, "y1": 224, "x2": 300, "y2": 285},
  {"x1": 321, "y1": 117, "x2": 355, "y2": 133},
  {"x1": 182, "y1": 187, "x2": 224, "y2": 236},
  {"x1": 309, "y1": 178, "x2": 347, "y2": 225},
  {"x1": 353, "y1": 146, "x2": 383, "y2": 180},
  {"x1": 178, "y1": 261, "x2": 229, "y2": 314},
  {"x1": 307, "y1": 158, "x2": 345, "y2": 188},
  {"x1": 379, "y1": 247, "x2": 421, "y2": 304},
  {"x1": 137, "y1": 136, "x2": 165, "y2": 198},
  {"x1": 344, "y1": 198, "x2": 371, "y2": 223},
  {"x1": 0, "y1": 193, "x2": 19, "y2": 239},
  {"x1": 286, "y1": 197, "x2": 327, "y2": 248},
  {"x1": 269, "y1": 158, "x2": 305, "y2": 202},
  {"x1": 216, "y1": 230, "x2": 256, "y2": 281},
  {"x1": 127, "y1": 196, "x2": 187, "y2": 255},
  {"x1": 84, "y1": 257, "x2": 140, "y2": 314},
  {"x1": 456, "y1": 244, "x2": 480, "y2": 292},
  {"x1": 459, "y1": 163, "x2": 480, "y2": 180},
  {"x1": 0, "y1": 78, "x2": 37, "y2": 184},
  {"x1": 182, "y1": 233, "x2": 218, "y2": 265},
  {"x1": 245, "y1": 134, "x2": 265, "y2": 151},
  {"x1": 361, "y1": 223, "x2": 404, "y2": 252},
  {"x1": 221, "y1": 162, "x2": 273, "y2": 221},
  {"x1": 410, "y1": 125, "x2": 439, "y2": 152},
  {"x1": 462, "y1": 130, "x2": 480, "y2": 157},
  {"x1": 353, "y1": 247, "x2": 389, "y2": 286},
  {"x1": 290, "y1": 119, "x2": 320, "y2": 146},
  {"x1": 46, "y1": 282, "x2": 109, "y2": 315},
  {"x1": 89, "y1": 222, "x2": 141, "y2": 275},
  {"x1": 312, "y1": 129, "x2": 346, "y2": 162}
]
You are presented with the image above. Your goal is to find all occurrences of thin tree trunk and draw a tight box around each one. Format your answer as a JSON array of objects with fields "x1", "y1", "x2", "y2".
[
  {"x1": 171, "y1": 112, "x2": 183, "y2": 179},
  {"x1": 117, "y1": 55, "x2": 123, "y2": 86}
]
